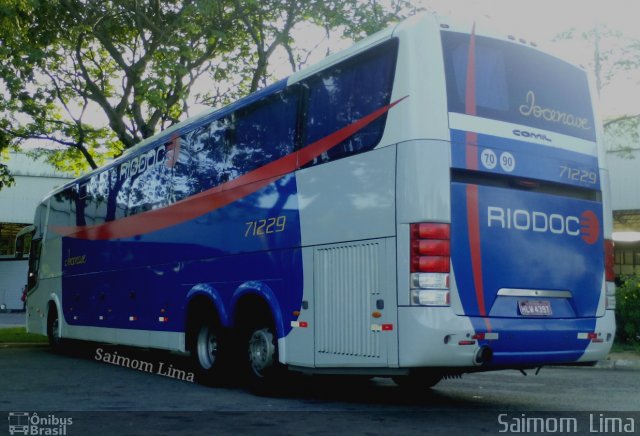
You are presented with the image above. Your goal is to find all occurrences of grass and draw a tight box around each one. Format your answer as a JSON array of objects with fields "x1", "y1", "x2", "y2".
[
  {"x1": 0, "y1": 327, "x2": 48, "y2": 343},
  {"x1": 611, "y1": 341, "x2": 640, "y2": 354}
]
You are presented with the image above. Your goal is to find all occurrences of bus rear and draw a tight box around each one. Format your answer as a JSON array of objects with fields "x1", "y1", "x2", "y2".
[{"x1": 395, "y1": 16, "x2": 615, "y2": 371}]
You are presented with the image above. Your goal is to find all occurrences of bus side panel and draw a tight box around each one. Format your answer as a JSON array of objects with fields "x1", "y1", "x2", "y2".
[
  {"x1": 396, "y1": 139, "x2": 452, "y2": 307},
  {"x1": 296, "y1": 145, "x2": 398, "y2": 368},
  {"x1": 296, "y1": 145, "x2": 397, "y2": 247},
  {"x1": 58, "y1": 174, "x2": 304, "y2": 342}
]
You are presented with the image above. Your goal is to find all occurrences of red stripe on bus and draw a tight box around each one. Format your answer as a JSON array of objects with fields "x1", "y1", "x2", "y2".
[
  {"x1": 463, "y1": 23, "x2": 489, "y2": 328},
  {"x1": 465, "y1": 23, "x2": 478, "y2": 170},
  {"x1": 466, "y1": 184, "x2": 487, "y2": 318},
  {"x1": 51, "y1": 96, "x2": 408, "y2": 241}
]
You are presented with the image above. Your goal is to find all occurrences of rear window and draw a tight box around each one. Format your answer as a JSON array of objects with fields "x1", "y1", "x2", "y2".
[{"x1": 442, "y1": 31, "x2": 596, "y2": 142}]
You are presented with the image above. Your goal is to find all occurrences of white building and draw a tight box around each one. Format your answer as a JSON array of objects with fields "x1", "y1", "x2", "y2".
[
  {"x1": 607, "y1": 149, "x2": 640, "y2": 277},
  {"x1": 0, "y1": 152, "x2": 75, "y2": 309}
]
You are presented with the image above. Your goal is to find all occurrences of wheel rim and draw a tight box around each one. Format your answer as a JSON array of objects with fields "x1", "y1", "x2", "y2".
[
  {"x1": 196, "y1": 325, "x2": 218, "y2": 370},
  {"x1": 248, "y1": 328, "x2": 275, "y2": 377}
]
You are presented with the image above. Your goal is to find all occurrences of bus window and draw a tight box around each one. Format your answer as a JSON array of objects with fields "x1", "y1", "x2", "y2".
[
  {"x1": 27, "y1": 237, "x2": 41, "y2": 291},
  {"x1": 230, "y1": 89, "x2": 298, "y2": 178},
  {"x1": 128, "y1": 145, "x2": 173, "y2": 215},
  {"x1": 172, "y1": 117, "x2": 232, "y2": 202},
  {"x1": 14, "y1": 226, "x2": 34, "y2": 259},
  {"x1": 105, "y1": 166, "x2": 131, "y2": 221},
  {"x1": 303, "y1": 39, "x2": 397, "y2": 165}
]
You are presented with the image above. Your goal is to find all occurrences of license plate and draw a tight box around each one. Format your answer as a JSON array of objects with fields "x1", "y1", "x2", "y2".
[{"x1": 518, "y1": 300, "x2": 552, "y2": 316}]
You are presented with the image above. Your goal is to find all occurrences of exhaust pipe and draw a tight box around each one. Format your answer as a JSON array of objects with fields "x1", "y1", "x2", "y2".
[{"x1": 474, "y1": 345, "x2": 493, "y2": 366}]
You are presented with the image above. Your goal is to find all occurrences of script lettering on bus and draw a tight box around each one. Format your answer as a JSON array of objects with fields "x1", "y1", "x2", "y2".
[
  {"x1": 119, "y1": 145, "x2": 167, "y2": 182},
  {"x1": 245, "y1": 216, "x2": 287, "y2": 237},
  {"x1": 518, "y1": 90, "x2": 590, "y2": 130},
  {"x1": 64, "y1": 250, "x2": 87, "y2": 267}
]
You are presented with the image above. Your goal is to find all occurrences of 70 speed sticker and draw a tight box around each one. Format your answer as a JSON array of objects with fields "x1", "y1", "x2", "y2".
[{"x1": 481, "y1": 148, "x2": 516, "y2": 173}]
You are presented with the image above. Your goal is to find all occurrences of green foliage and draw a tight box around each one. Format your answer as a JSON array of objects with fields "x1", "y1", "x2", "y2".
[
  {"x1": 611, "y1": 341, "x2": 640, "y2": 354},
  {"x1": 556, "y1": 25, "x2": 640, "y2": 153},
  {"x1": 0, "y1": 148, "x2": 15, "y2": 189},
  {"x1": 605, "y1": 114, "x2": 640, "y2": 156},
  {"x1": 616, "y1": 274, "x2": 640, "y2": 344},
  {"x1": 0, "y1": 0, "x2": 417, "y2": 185}
]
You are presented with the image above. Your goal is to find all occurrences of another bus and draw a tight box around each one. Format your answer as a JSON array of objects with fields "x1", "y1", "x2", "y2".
[
  {"x1": 26, "y1": 13, "x2": 615, "y2": 390},
  {"x1": 0, "y1": 225, "x2": 32, "y2": 311}
]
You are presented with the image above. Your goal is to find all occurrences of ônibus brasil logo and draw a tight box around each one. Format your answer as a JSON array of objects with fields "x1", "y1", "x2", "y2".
[{"x1": 487, "y1": 207, "x2": 600, "y2": 245}]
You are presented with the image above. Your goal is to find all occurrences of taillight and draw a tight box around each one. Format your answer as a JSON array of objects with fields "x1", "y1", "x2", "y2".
[
  {"x1": 410, "y1": 223, "x2": 450, "y2": 306},
  {"x1": 410, "y1": 223, "x2": 450, "y2": 273},
  {"x1": 604, "y1": 239, "x2": 616, "y2": 309},
  {"x1": 605, "y1": 239, "x2": 615, "y2": 282}
]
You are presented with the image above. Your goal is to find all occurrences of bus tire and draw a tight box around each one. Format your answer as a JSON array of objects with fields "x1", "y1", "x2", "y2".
[
  {"x1": 47, "y1": 305, "x2": 66, "y2": 353},
  {"x1": 190, "y1": 316, "x2": 225, "y2": 385},
  {"x1": 245, "y1": 322, "x2": 285, "y2": 394}
]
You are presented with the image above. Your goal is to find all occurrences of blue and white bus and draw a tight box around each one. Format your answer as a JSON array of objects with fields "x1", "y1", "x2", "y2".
[{"x1": 26, "y1": 13, "x2": 615, "y2": 389}]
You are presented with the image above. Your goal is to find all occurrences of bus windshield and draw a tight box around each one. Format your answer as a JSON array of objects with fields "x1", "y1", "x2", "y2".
[{"x1": 442, "y1": 31, "x2": 596, "y2": 142}]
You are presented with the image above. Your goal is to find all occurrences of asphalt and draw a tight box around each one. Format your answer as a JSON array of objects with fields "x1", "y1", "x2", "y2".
[{"x1": 1, "y1": 311, "x2": 639, "y2": 370}]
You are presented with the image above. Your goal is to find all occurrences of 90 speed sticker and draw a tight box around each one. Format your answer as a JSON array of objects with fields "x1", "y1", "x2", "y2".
[{"x1": 481, "y1": 148, "x2": 516, "y2": 173}]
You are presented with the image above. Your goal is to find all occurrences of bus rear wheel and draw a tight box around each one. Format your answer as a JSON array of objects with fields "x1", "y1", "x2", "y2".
[{"x1": 245, "y1": 324, "x2": 285, "y2": 394}]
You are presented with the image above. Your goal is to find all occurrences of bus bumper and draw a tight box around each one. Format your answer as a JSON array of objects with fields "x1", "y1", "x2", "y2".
[{"x1": 397, "y1": 307, "x2": 616, "y2": 368}]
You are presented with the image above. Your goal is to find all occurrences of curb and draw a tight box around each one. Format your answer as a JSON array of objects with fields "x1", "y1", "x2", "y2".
[
  {"x1": 594, "y1": 359, "x2": 640, "y2": 371},
  {"x1": 0, "y1": 343, "x2": 49, "y2": 348}
]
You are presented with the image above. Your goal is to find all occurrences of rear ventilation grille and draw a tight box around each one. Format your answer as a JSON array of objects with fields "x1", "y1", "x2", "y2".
[{"x1": 315, "y1": 242, "x2": 382, "y2": 358}]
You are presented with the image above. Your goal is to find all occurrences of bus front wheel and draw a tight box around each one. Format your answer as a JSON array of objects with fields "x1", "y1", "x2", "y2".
[{"x1": 47, "y1": 306, "x2": 65, "y2": 353}]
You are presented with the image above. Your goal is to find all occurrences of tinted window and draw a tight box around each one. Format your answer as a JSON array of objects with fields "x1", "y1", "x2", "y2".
[
  {"x1": 304, "y1": 40, "x2": 397, "y2": 165},
  {"x1": 172, "y1": 88, "x2": 299, "y2": 199},
  {"x1": 442, "y1": 31, "x2": 596, "y2": 141},
  {"x1": 106, "y1": 166, "x2": 131, "y2": 221},
  {"x1": 83, "y1": 173, "x2": 110, "y2": 225},
  {"x1": 71, "y1": 183, "x2": 88, "y2": 226},
  {"x1": 230, "y1": 90, "x2": 298, "y2": 179},
  {"x1": 172, "y1": 117, "x2": 232, "y2": 202},
  {"x1": 128, "y1": 145, "x2": 173, "y2": 215},
  {"x1": 47, "y1": 190, "x2": 72, "y2": 229}
]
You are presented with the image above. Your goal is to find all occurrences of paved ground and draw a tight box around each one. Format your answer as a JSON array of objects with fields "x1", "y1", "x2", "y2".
[
  {"x1": 0, "y1": 310, "x2": 638, "y2": 435},
  {"x1": 1, "y1": 346, "x2": 639, "y2": 436}
]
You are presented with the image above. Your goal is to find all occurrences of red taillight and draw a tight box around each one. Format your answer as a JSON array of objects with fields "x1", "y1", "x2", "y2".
[
  {"x1": 410, "y1": 223, "x2": 450, "y2": 273},
  {"x1": 605, "y1": 239, "x2": 615, "y2": 282},
  {"x1": 412, "y1": 239, "x2": 450, "y2": 256},
  {"x1": 412, "y1": 223, "x2": 450, "y2": 239},
  {"x1": 412, "y1": 255, "x2": 450, "y2": 273}
]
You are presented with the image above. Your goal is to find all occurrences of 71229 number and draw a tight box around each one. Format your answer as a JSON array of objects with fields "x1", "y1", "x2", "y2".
[
  {"x1": 559, "y1": 165, "x2": 597, "y2": 184},
  {"x1": 245, "y1": 216, "x2": 287, "y2": 237}
]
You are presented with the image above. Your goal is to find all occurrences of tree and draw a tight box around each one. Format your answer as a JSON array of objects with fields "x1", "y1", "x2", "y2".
[
  {"x1": 0, "y1": 0, "x2": 416, "y2": 184},
  {"x1": 1, "y1": 0, "x2": 242, "y2": 173},
  {"x1": 556, "y1": 25, "x2": 640, "y2": 154}
]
